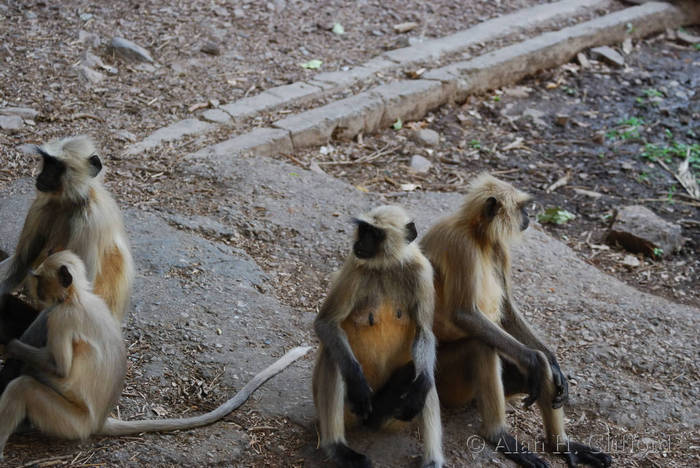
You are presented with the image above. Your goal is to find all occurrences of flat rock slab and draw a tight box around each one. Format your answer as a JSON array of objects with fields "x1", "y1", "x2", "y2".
[
  {"x1": 591, "y1": 45, "x2": 625, "y2": 66},
  {"x1": 606, "y1": 204, "x2": 685, "y2": 257},
  {"x1": 109, "y1": 37, "x2": 154, "y2": 63},
  {"x1": 125, "y1": 118, "x2": 215, "y2": 155},
  {"x1": 274, "y1": 92, "x2": 385, "y2": 148},
  {"x1": 425, "y1": 1, "x2": 689, "y2": 99}
]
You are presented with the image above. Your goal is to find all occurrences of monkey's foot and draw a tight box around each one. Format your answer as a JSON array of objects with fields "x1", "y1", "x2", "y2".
[
  {"x1": 328, "y1": 442, "x2": 372, "y2": 468},
  {"x1": 422, "y1": 459, "x2": 444, "y2": 468},
  {"x1": 495, "y1": 432, "x2": 550, "y2": 468},
  {"x1": 554, "y1": 441, "x2": 612, "y2": 468}
]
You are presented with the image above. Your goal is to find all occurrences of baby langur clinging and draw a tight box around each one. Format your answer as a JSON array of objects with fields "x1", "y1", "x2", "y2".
[
  {"x1": 421, "y1": 174, "x2": 611, "y2": 468},
  {"x1": 0, "y1": 253, "x2": 310, "y2": 458},
  {"x1": 313, "y1": 205, "x2": 444, "y2": 468},
  {"x1": 0, "y1": 135, "x2": 134, "y2": 392},
  {"x1": 0, "y1": 251, "x2": 126, "y2": 459}
]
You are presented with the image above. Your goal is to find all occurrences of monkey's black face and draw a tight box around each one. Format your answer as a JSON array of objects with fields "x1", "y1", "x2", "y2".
[
  {"x1": 520, "y1": 207, "x2": 529, "y2": 231},
  {"x1": 353, "y1": 221, "x2": 386, "y2": 259},
  {"x1": 36, "y1": 153, "x2": 66, "y2": 193}
]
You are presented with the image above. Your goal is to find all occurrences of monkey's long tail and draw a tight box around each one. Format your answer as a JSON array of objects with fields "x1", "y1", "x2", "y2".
[{"x1": 98, "y1": 346, "x2": 311, "y2": 436}]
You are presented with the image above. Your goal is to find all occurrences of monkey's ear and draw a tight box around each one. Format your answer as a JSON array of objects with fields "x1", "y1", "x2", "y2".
[
  {"x1": 58, "y1": 265, "x2": 73, "y2": 288},
  {"x1": 405, "y1": 222, "x2": 417, "y2": 243},
  {"x1": 88, "y1": 154, "x2": 102, "y2": 177},
  {"x1": 484, "y1": 197, "x2": 500, "y2": 219}
]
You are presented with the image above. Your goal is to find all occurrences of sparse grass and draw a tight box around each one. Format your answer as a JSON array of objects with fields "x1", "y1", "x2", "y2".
[
  {"x1": 607, "y1": 116, "x2": 645, "y2": 141},
  {"x1": 641, "y1": 141, "x2": 700, "y2": 169}
]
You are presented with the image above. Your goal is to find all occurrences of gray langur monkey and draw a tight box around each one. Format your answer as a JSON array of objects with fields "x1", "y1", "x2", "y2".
[
  {"x1": 420, "y1": 174, "x2": 612, "y2": 468},
  {"x1": 0, "y1": 251, "x2": 309, "y2": 459},
  {"x1": 0, "y1": 135, "x2": 134, "y2": 392},
  {"x1": 312, "y1": 205, "x2": 444, "y2": 468}
]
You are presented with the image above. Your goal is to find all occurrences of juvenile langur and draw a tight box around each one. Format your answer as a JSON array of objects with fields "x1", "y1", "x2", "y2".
[
  {"x1": 0, "y1": 251, "x2": 126, "y2": 459},
  {"x1": 0, "y1": 136, "x2": 134, "y2": 392},
  {"x1": 420, "y1": 174, "x2": 611, "y2": 468},
  {"x1": 0, "y1": 135, "x2": 134, "y2": 326},
  {"x1": 0, "y1": 253, "x2": 310, "y2": 458},
  {"x1": 313, "y1": 206, "x2": 444, "y2": 468}
]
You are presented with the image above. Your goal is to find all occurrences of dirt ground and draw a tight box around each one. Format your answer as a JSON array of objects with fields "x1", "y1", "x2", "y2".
[
  {"x1": 291, "y1": 32, "x2": 700, "y2": 308},
  {"x1": 0, "y1": 1, "x2": 699, "y2": 467}
]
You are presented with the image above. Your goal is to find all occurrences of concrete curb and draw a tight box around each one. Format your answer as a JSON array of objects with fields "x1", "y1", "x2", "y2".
[
  {"x1": 184, "y1": 1, "x2": 694, "y2": 167},
  {"x1": 125, "y1": 0, "x2": 615, "y2": 156}
]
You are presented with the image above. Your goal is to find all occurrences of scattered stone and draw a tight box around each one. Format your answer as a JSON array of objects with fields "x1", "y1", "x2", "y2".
[
  {"x1": 81, "y1": 51, "x2": 117, "y2": 74},
  {"x1": 410, "y1": 155, "x2": 432, "y2": 173},
  {"x1": 503, "y1": 86, "x2": 531, "y2": 98},
  {"x1": 590, "y1": 46, "x2": 624, "y2": 67},
  {"x1": 0, "y1": 115, "x2": 23, "y2": 131},
  {"x1": 201, "y1": 42, "x2": 221, "y2": 56},
  {"x1": 134, "y1": 63, "x2": 157, "y2": 73},
  {"x1": 621, "y1": 254, "x2": 641, "y2": 268},
  {"x1": 78, "y1": 30, "x2": 100, "y2": 48},
  {"x1": 0, "y1": 107, "x2": 38, "y2": 119},
  {"x1": 411, "y1": 128, "x2": 440, "y2": 147},
  {"x1": 593, "y1": 130, "x2": 606, "y2": 144},
  {"x1": 554, "y1": 114, "x2": 569, "y2": 127},
  {"x1": 621, "y1": 161, "x2": 634, "y2": 171},
  {"x1": 109, "y1": 37, "x2": 154, "y2": 63},
  {"x1": 233, "y1": 8, "x2": 245, "y2": 19},
  {"x1": 393, "y1": 22, "x2": 419, "y2": 33},
  {"x1": 77, "y1": 65, "x2": 105, "y2": 84},
  {"x1": 16, "y1": 143, "x2": 36, "y2": 154},
  {"x1": 676, "y1": 30, "x2": 700, "y2": 45},
  {"x1": 622, "y1": 37, "x2": 633, "y2": 54},
  {"x1": 522, "y1": 108, "x2": 547, "y2": 127},
  {"x1": 573, "y1": 188, "x2": 602, "y2": 199},
  {"x1": 606, "y1": 205, "x2": 684, "y2": 257},
  {"x1": 116, "y1": 130, "x2": 137, "y2": 143},
  {"x1": 576, "y1": 52, "x2": 591, "y2": 69}
]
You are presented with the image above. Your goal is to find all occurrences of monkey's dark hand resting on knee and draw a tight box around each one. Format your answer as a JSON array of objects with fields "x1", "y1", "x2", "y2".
[
  {"x1": 346, "y1": 366, "x2": 373, "y2": 420},
  {"x1": 395, "y1": 371, "x2": 431, "y2": 421},
  {"x1": 522, "y1": 349, "x2": 547, "y2": 408}
]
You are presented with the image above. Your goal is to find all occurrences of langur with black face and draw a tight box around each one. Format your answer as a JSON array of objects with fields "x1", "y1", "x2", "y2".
[
  {"x1": 0, "y1": 254, "x2": 309, "y2": 459},
  {"x1": 0, "y1": 136, "x2": 134, "y2": 392},
  {"x1": 420, "y1": 174, "x2": 612, "y2": 468},
  {"x1": 313, "y1": 205, "x2": 444, "y2": 468}
]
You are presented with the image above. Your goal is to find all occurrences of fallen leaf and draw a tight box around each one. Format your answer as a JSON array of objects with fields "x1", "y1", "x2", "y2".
[
  {"x1": 537, "y1": 207, "x2": 576, "y2": 225},
  {"x1": 355, "y1": 185, "x2": 368, "y2": 193},
  {"x1": 502, "y1": 137, "x2": 524, "y2": 151},
  {"x1": 301, "y1": 59, "x2": 322, "y2": 69},
  {"x1": 393, "y1": 22, "x2": 418, "y2": 33},
  {"x1": 332, "y1": 23, "x2": 344, "y2": 35},
  {"x1": 400, "y1": 183, "x2": 420, "y2": 191},
  {"x1": 546, "y1": 171, "x2": 571, "y2": 193},
  {"x1": 309, "y1": 160, "x2": 326, "y2": 175}
]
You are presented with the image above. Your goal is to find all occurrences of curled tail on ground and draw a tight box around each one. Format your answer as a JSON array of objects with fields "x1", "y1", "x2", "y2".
[{"x1": 100, "y1": 346, "x2": 311, "y2": 436}]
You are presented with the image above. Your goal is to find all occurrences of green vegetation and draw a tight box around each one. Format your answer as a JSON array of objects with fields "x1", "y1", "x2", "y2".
[
  {"x1": 607, "y1": 116, "x2": 645, "y2": 141},
  {"x1": 641, "y1": 141, "x2": 700, "y2": 170},
  {"x1": 653, "y1": 247, "x2": 664, "y2": 258},
  {"x1": 537, "y1": 207, "x2": 576, "y2": 225},
  {"x1": 469, "y1": 139, "x2": 481, "y2": 149}
]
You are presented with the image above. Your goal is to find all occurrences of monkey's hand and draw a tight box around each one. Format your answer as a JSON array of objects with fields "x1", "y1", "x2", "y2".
[
  {"x1": 522, "y1": 350, "x2": 547, "y2": 408},
  {"x1": 395, "y1": 371, "x2": 431, "y2": 421},
  {"x1": 550, "y1": 360, "x2": 569, "y2": 409},
  {"x1": 346, "y1": 368, "x2": 373, "y2": 419}
]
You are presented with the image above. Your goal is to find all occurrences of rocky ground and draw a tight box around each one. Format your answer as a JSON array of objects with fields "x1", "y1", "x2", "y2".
[{"x1": 0, "y1": 1, "x2": 699, "y2": 467}]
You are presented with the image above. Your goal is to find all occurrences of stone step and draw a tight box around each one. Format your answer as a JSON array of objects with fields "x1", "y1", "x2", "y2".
[
  {"x1": 124, "y1": 0, "x2": 617, "y2": 156},
  {"x1": 185, "y1": 0, "x2": 694, "y2": 173}
]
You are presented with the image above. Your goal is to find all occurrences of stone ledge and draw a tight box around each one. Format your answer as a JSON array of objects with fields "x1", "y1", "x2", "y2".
[{"x1": 424, "y1": 1, "x2": 689, "y2": 99}]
